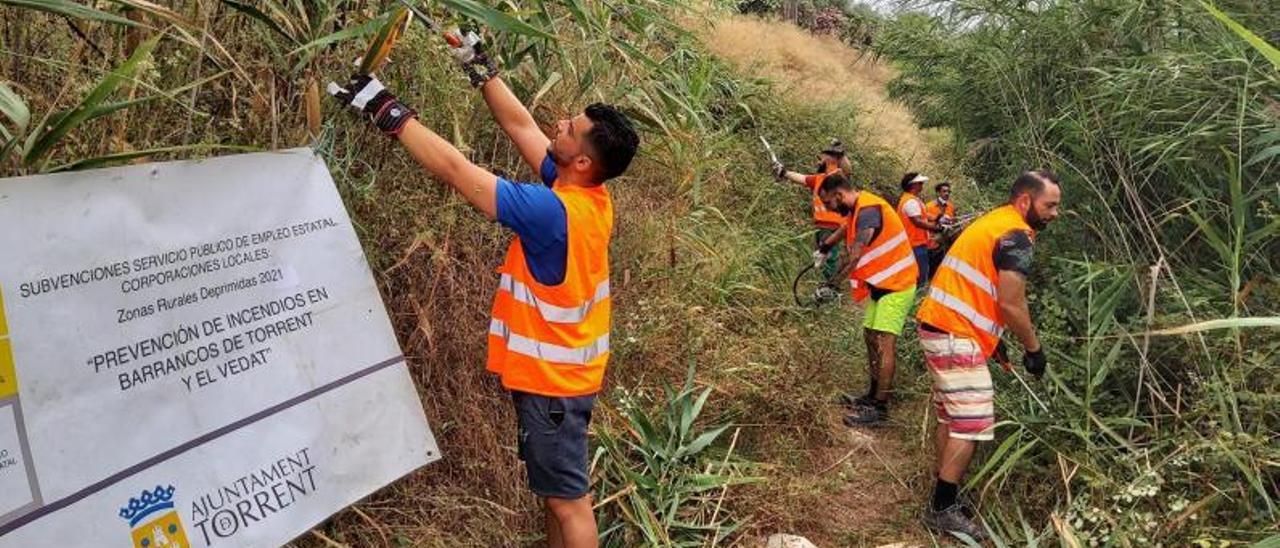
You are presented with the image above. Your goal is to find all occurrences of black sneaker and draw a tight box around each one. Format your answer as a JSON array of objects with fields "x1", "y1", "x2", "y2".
[
  {"x1": 843, "y1": 403, "x2": 888, "y2": 426},
  {"x1": 922, "y1": 503, "x2": 988, "y2": 541}
]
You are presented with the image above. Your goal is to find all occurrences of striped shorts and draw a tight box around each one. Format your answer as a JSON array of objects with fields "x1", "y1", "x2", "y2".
[{"x1": 918, "y1": 327, "x2": 995, "y2": 441}]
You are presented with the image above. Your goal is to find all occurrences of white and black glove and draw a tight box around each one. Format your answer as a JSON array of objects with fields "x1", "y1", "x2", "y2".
[
  {"x1": 327, "y1": 73, "x2": 417, "y2": 136},
  {"x1": 448, "y1": 30, "x2": 499, "y2": 88},
  {"x1": 812, "y1": 249, "x2": 827, "y2": 269},
  {"x1": 772, "y1": 161, "x2": 787, "y2": 180}
]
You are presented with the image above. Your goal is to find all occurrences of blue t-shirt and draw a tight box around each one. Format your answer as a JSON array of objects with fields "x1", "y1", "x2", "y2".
[{"x1": 495, "y1": 155, "x2": 568, "y2": 286}]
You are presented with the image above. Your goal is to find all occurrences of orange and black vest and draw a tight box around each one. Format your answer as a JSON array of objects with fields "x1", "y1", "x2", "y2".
[
  {"x1": 808, "y1": 167, "x2": 844, "y2": 229},
  {"x1": 917, "y1": 205, "x2": 1033, "y2": 356},
  {"x1": 845, "y1": 191, "x2": 918, "y2": 301},
  {"x1": 925, "y1": 199, "x2": 956, "y2": 249},
  {"x1": 897, "y1": 192, "x2": 931, "y2": 247},
  {"x1": 487, "y1": 182, "x2": 612, "y2": 397}
]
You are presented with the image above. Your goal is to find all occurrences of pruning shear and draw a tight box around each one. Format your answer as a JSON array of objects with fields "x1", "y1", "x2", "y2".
[
  {"x1": 995, "y1": 339, "x2": 1049, "y2": 413},
  {"x1": 396, "y1": 0, "x2": 464, "y2": 47}
]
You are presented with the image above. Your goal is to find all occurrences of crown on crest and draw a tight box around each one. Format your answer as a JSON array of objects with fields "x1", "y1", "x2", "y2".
[{"x1": 118, "y1": 485, "x2": 176, "y2": 527}]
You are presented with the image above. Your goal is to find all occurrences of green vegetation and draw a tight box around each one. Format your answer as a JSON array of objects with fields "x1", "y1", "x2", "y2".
[
  {"x1": 866, "y1": 1, "x2": 1279, "y2": 544},
  {"x1": 3, "y1": 0, "x2": 1275, "y2": 545},
  {"x1": 0, "y1": 1, "x2": 884, "y2": 544}
]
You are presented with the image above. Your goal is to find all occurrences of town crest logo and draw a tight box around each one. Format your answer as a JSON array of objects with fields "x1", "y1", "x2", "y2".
[{"x1": 120, "y1": 485, "x2": 190, "y2": 548}]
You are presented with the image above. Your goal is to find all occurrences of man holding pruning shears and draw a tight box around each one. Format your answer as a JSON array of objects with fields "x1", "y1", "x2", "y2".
[{"x1": 329, "y1": 19, "x2": 639, "y2": 547}]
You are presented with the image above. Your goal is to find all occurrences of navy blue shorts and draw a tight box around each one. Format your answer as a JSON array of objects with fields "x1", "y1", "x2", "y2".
[{"x1": 512, "y1": 391, "x2": 595, "y2": 499}]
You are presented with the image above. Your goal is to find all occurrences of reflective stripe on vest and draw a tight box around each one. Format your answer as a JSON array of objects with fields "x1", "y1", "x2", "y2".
[
  {"x1": 498, "y1": 273, "x2": 610, "y2": 324},
  {"x1": 865, "y1": 253, "x2": 916, "y2": 286},
  {"x1": 847, "y1": 192, "x2": 918, "y2": 300},
  {"x1": 926, "y1": 286, "x2": 1003, "y2": 337},
  {"x1": 940, "y1": 256, "x2": 996, "y2": 298},
  {"x1": 916, "y1": 205, "x2": 1031, "y2": 356},
  {"x1": 486, "y1": 182, "x2": 613, "y2": 397},
  {"x1": 856, "y1": 231, "x2": 908, "y2": 269},
  {"x1": 489, "y1": 318, "x2": 610, "y2": 365}
]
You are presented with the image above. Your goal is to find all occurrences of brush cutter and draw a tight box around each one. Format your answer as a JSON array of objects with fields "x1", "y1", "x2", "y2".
[{"x1": 792, "y1": 262, "x2": 842, "y2": 308}]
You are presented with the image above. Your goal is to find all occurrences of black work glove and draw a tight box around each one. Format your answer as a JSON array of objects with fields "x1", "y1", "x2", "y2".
[
  {"x1": 1023, "y1": 347, "x2": 1047, "y2": 379},
  {"x1": 448, "y1": 31, "x2": 500, "y2": 88},
  {"x1": 772, "y1": 161, "x2": 787, "y2": 180},
  {"x1": 327, "y1": 74, "x2": 417, "y2": 136}
]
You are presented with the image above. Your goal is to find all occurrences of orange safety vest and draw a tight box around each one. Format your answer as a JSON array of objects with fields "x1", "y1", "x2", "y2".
[
  {"x1": 897, "y1": 192, "x2": 931, "y2": 247},
  {"x1": 916, "y1": 205, "x2": 1033, "y2": 356},
  {"x1": 486, "y1": 182, "x2": 612, "y2": 397},
  {"x1": 808, "y1": 168, "x2": 845, "y2": 229},
  {"x1": 924, "y1": 199, "x2": 956, "y2": 250},
  {"x1": 845, "y1": 191, "x2": 918, "y2": 302}
]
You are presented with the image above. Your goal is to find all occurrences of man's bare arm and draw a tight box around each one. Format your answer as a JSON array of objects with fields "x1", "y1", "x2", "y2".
[
  {"x1": 781, "y1": 170, "x2": 809, "y2": 185},
  {"x1": 996, "y1": 270, "x2": 1040, "y2": 351},
  {"x1": 397, "y1": 119, "x2": 498, "y2": 219},
  {"x1": 480, "y1": 77, "x2": 551, "y2": 172},
  {"x1": 830, "y1": 227, "x2": 873, "y2": 282}
]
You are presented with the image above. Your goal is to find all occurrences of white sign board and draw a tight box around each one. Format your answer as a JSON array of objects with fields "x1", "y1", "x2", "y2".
[{"x1": 0, "y1": 148, "x2": 438, "y2": 547}]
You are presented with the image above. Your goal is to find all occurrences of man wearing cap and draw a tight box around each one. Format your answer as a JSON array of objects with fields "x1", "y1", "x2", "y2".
[
  {"x1": 773, "y1": 139, "x2": 852, "y2": 285},
  {"x1": 897, "y1": 172, "x2": 941, "y2": 288}
]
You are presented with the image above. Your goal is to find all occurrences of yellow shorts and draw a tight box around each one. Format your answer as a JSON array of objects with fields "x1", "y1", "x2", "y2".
[{"x1": 861, "y1": 287, "x2": 914, "y2": 336}]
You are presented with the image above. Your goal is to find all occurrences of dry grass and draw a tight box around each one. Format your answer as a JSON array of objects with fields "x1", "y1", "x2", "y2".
[{"x1": 704, "y1": 15, "x2": 956, "y2": 180}]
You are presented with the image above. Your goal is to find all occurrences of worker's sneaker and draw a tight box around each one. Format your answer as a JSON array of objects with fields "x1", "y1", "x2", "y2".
[
  {"x1": 842, "y1": 402, "x2": 888, "y2": 426},
  {"x1": 922, "y1": 503, "x2": 988, "y2": 541}
]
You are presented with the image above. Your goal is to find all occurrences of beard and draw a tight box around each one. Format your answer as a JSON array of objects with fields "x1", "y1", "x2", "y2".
[
  {"x1": 1027, "y1": 208, "x2": 1049, "y2": 231},
  {"x1": 835, "y1": 203, "x2": 853, "y2": 216}
]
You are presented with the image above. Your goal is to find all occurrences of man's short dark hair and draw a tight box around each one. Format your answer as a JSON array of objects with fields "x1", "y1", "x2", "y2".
[
  {"x1": 584, "y1": 103, "x2": 639, "y2": 182},
  {"x1": 819, "y1": 172, "x2": 852, "y2": 194},
  {"x1": 1009, "y1": 170, "x2": 1060, "y2": 200},
  {"x1": 935, "y1": 182, "x2": 951, "y2": 192}
]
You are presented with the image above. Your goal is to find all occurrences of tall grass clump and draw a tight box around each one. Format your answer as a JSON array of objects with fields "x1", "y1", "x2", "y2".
[{"x1": 872, "y1": 0, "x2": 1279, "y2": 544}]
